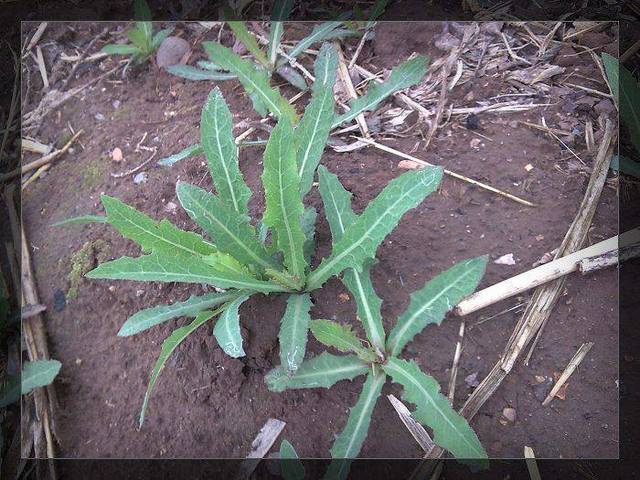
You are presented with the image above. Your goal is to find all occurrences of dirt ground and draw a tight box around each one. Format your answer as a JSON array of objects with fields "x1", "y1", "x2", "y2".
[{"x1": 21, "y1": 21, "x2": 618, "y2": 459}]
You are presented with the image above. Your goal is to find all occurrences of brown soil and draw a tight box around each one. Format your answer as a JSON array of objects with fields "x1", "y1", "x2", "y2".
[{"x1": 21, "y1": 22, "x2": 618, "y2": 459}]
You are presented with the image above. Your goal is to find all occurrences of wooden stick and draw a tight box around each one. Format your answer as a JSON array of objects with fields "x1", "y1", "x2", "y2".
[
  {"x1": 21, "y1": 165, "x2": 50, "y2": 190},
  {"x1": 24, "y1": 22, "x2": 48, "y2": 56},
  {"x1": 387, "y1": 394, "x2": 437, "y2": 455},
  {"x1": 542, "y1": 342, "x2": 593, "y2": 406},
  {"x1": 454, "y1": 230, "x2": 638, "y2": 316},
  {"x1": 524, "y1": 446, "x2": 542, "y2": 480},
  {"x1": 36, "y1": 46, "x2": 49, "y2": 89},
  {"x1": 0, "y1": 130, "x2": 82, "y2": 182},
  {"x1": 335, "y1": 42, "x2": 370, "y2": 138},
  {"x1": 354, "y1": 136, "x2": 536, "y2": 207},
  {"x1": 235, "y1": 418, "x2": 286, "y2": 480},
  {"x1": 447, "y1": 321, "x2": 465, "y2": 403}
]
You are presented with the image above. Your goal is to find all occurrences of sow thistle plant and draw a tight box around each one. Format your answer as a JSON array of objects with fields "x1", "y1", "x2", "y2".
[
  {"x1": 78, "y1": 42, "x2": 432, "y2": 426},
  {"x1": 266, "y1": 167, "x2": 489, "y2": 472}
]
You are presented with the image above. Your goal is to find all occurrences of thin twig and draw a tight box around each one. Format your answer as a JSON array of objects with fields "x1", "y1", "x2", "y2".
[
  {"x1": 110, "y1": 148, "x2": 157, "y2": 178},
  {"x1": 60, "y1": 27, "x2": 109, "y2": 91},
  {"x1": 447, "y1": 321, "x2": 466, "y2": 403},
  {"x1": 542, "y1": 342, "x2": 594, "y2": 406},
  {"x1": 354, "y1": 136, "x2": 536, "y2": 207}
]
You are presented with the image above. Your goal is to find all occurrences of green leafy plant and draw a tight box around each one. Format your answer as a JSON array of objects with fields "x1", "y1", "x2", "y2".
[
  {"x1": 265, "y1": 165, "x2": 489, "y2": 474},
  {"x1": 71, "y1": 42, "x2": 437, "y2": 426},
  {"x1": 101, "y1": 0, "x2": 172, "y2": 65},
  {"x1": 0, "y1": 360, "x2": 62, "y2": 408}
]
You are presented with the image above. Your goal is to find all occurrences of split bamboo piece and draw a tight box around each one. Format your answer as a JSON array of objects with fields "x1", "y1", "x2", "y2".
[{"x1": 542, "y1": 342, "x2": 593, "y2": 406}]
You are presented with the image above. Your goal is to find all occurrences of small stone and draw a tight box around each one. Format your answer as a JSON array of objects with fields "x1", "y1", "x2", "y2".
[
  {"x1": 156, "y1": 36, "x2": 191, "y2": 68},
  {"x1": 94, "y1": 112, "x2": 105, "y2": 121},
  {"x1": 75, "y1": 358, "x2": 82, "y2": 365},
  {"x1": 112, "y1": 99, "x2": 121, "y2": 109},
  {"x1": 108, "y1": 285, "x2": 116, "y2": 292},
  {"x1": 465, "y1": 113, "x2": 480, "y2": 130},
  {"x1": 524, "y1": 163, "x2": 534, "y2": 172},
  {"x1": 494, "y1": 253, "x2": 516, "y2": 265},
  {"x1": 470, "y1": 138, "x2": 482, "y2": 149},
  {"x1": 502, "y1": 407, "x2": 516, "y2": 423},
  {"x1": 133, "y1": 172, "x2": 148, "y2": 184},
  {"x1": 338, "y1": 293, "x2": 350, "y2": 302},
  {"x1": 534, "y1": 375, "x2": 546, "y2": 383},
  {"x1": 535, "y1": 234, "x2": 544, "y2": 241},
  {"x1": 111, "y1": 147, "x2": 123, "y2": 162},
  {"x1": 465, "y1": 372, "x2": 480, "y2": 388},
  {"x1": 135, "y1": 289, "x2": 145, "y2": 297},
  {"x1": 164, "y1": 201, "x2": 178, "y2": 213},
  {"x1": 398, "y1": 160, "x2": 420, "y2": 170}
]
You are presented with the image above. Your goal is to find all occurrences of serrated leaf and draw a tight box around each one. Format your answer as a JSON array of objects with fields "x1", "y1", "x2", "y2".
[
  {"x1": 200, "y1": 87, "x2": 252, "y2": 214},
  {"x1": 227, "y1": 21, "x2": 270, "y2": 68},
  {"x1": 213, "y1": 294, "x2": 250, "y2": 357},
  {"x1": 276, "y1": 64, "x2": 308, "y2": 91},
  {"x1": 51, "y1": 214, "x2": 106, "y2": 227},
  {"x1": 317, "y1": 165, "x2": 386, "y2": 351},
  {"x1": 278, "y1": 293, "x2": 312, "y2": 372},
  {"x1": 382, "y1": 358, "x2": 488, "y2": 462},
  {"x1": 326, "y1": 371, "x2": 385, "y2": 476},
  {"x1": 619, "y1": 59, "x2": 640, "y2": 152},
  {"x1": 265, "y1": 352, "x2": 368, "y2": 392},
  {"x1": 301, "y1": 206, "x2": 317, "y2": 265},
  {"x1": 308, "y1": 166, "x2": 443, "y2": 290},
  {"x1": 118, "y1": 290, "x2": 243, "y2": 337},
  {"x1": 151, "y1": 28, "x2": 173, "y2": 50},
  {"x1": 157, "y1": 143, "x2": 203, "y2": 166},
  {"x1": 127, "y1": 27, "x2": 149, "y2": 50},
  {"x1": 197, "y1": 60, "x2": 224, "y2": 71},
  {"x1": 280, "y1": 439, "x2": 305, "y2": 480},
  {"x1": 176, "y1": 182, "x2": 275, "y2": 272},
  {"x1": 166, "y1": 65, "x2": 236, "y2": 81},
  {"x1": 102, "y1": 44, "x2": 140, "y2": 55},
  {"x1": 262, "y1": 119, "x2": 307, "y2": 282},
  {"x1": 296, "y1": 43, "x2": 338, "y2": 197},
  {"x1": 285, "y1": 17, "x2": 354, "y2": 62},
  {"x1": 332, "y1": 55, "x2": 429, "y2": 128},
  {"x1": 203, "y1": 41, "x2": 298, "y2": 123},
  {"x1": 21, "y1": 360, "x2": 62, "y2": 394},
  {"x1": 140, "y1": 309, "x2": 216, "y2": 427},
  {"x1": 101, "y1": 195, "x2": 216, "y2": 257},
  {"x1": 86, "y1": 253, "x2": 285, "y2": 293},
  {"x1": 309, "y1": 319, "x2": 376, "y2": 362},
  {"x1": 387, "y1": 256, "x2": 488, "y2": 357}
]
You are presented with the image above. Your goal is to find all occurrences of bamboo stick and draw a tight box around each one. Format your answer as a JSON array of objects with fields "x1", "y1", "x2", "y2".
[
  {"x1": 354, "y1": 136, "x2": 537, "y2": 207},
  {"x1": 542, "y1": 342, "x2": 593, "y2": 406},
  {"x1": 447, "y1": 321, "x2": 465, "y2": 403},
  {"x1": 455, "y1": 229, "x2": 639, "y2": 317}
]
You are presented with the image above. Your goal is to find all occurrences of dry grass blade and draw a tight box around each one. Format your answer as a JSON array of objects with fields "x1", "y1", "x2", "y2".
[
  {"x1": 542, "y1": 342, "x2": 593, "y2": 406},
  {"x1": 387, "y1": 394, "x2": 437, "y2": 455},
  {"x1": 524, "y1": 446, "x2": 542, "y2": 480},
  {"x1": 335, "y1": 41, "x2": 370, "y2": 138},
  {"x1": 447, "y1": 321, "x2": 465, "y2": 403},
  {"x1": 235, "y1": 418, "x2": 286, "y2": 480},
  {"x1": 23, "y1": 22, "x2": 48, "y2": 56},
  {"x1": 35, "y1": 46, "x2": 49, "y2": 89},
  {"x1": 354, "y1": 136, "x2": 536, "y2": 207}
]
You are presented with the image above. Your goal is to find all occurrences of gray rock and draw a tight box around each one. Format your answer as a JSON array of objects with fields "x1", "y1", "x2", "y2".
[
  {"x1": 133, "y1": 172, "x2": 148, "y2": 184},
  {"x1": 156, "y1": 36, "x2": 191, "y2": 68}
]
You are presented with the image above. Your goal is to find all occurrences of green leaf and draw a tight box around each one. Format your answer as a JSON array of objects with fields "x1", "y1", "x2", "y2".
[
  {"x1": 118, "y1": 290, "x2": 243, "y2": 337},
  {"x1": 200, "y1": 87, "x2": 252, "y2": 214},
  {"x1": 262, "y1": 119, "x2": 307, "y2": 283},
  {"x1": 620, "y1": 61, "x2": 640, "y2": 152},
  {"x1": 127, "y1": 27, "x2": 149, "y2": 50},
  {"x1": 51, "y1": 214, "x2": 106, "y2": 227},
  {"x1": 151, "y1": 28, "x2": 173, "y2": 50},
  {"x1": 227, "y1": 21, "x2": 270, "y2": 68},
  {"x1": 176, "y1": 182, "x2": 276, "y2": 273},
  {"x1": 309, "y1": 319, "x2": 376, "y2": 362},
  {"x1": 86, "y1": 253, "x2": 285, "y2": 293},
  {"x1": 0, "y1": 375, "x2": 19, "y2": 408},
  {"x1": 198, "y1": 60, "x2": 224, "y2": 71},
  {"x1": 366, "y1": 0, "x2": 388, "y2": 27},
  {"x1": 602, "y1": 53, "x2": 619, "y2": 106},
  {"x1": 286, "y1": 18, "x2": 354, "y2": 62},
  {"x1": 333, "y1": 55, "x2": 429, "y2": 128},
  {"x1": 387, "y1": 256, "x2": 488, "y2": 357},
  {"x1": 382, "y1": 358, "x2": 488, "y2": 462},
  {"x1": 140, "y1": 309, "x2": 216, "y2": 427},
  {"x1": 166, "y1": 65, "x2": 236, "y2": 81},
  {"x1": 327, "y1": 371, "x2": 385, "y2": 475},
  {"x1": 317, "y1": 165, "x2": 357, "y2": 242},
  {"x1": 275, "y1": 64, "x2": 308, "y2": 91},
  {"x1": 101, "y1": 195, "x2": 216, "y2": 257},
  {"x1": 157, "y1": 144, "x2": 203, "y2": 166},
  {"x1": 203, "y1": 41, "x2": 298, "y2": 123},
  {"x1": 296, "y1": 43, "x2": 338, "y2": 198},
  {"x1": 213, "y1": 294, "x2": 250, "y2": 357},
  {"x1": 265, "y1": 352, "x2": 368, "y2": 392},
  {"x1": 301, "y1": 206, "x2": 317, "y2": 265},
  {"x1": 278, "y1": 293, "x2": 312, "y2": 372},
  {"x1": 101, "y1": 44, "x2": 140, "y2": 55},
  {"x1": 280, "y1": 439, "x2": 305, "y2": 480},
  {"x1": 133, "y1": 0, "x2": 152, "y2": 21},
  {"x1": 611, "y1": 154, "x2": 640, "y2": 178},
  {"x1": 22, "y1": 360, "x2": 62, "y2": 394},
  {"x1": 269, "y1": 0, "x2": 294, "y2": 66},
  {"x1": 308, "y1": 166, "x2": 443, "y2": 290}
]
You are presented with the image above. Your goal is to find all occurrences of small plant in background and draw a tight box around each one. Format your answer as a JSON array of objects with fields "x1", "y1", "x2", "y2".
[
  {"x1": 68, "y1": 43, "x2": 436, "y2": 425},
  {"x1": 0, "y1": 359, "x2": 62, "y2": 409},
  {"x1": 101, "y1": 0, "x2": 173, "y2": 65},
  {"x1": 266, "y1": 165, "x2": 488, "y2": 476}
]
